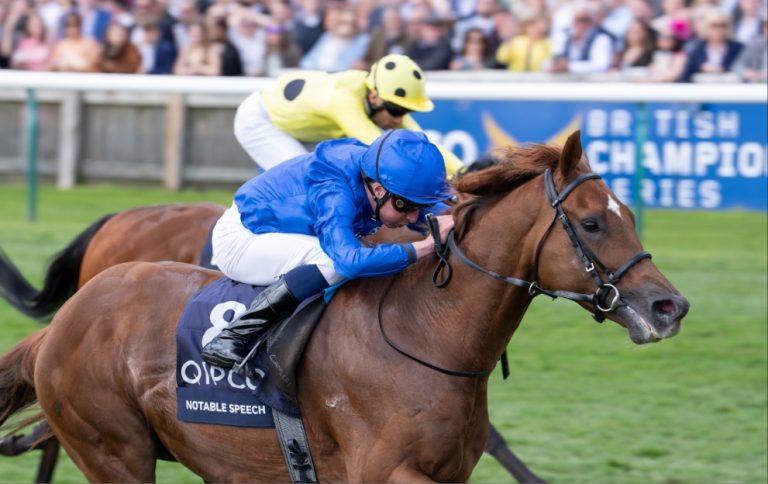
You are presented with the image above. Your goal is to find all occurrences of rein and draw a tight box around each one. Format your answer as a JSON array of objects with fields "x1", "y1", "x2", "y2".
[
  {"x1": 434, "y1": 169, "x2": 651, "y2": 322},
  {"x1": 378, "y1": 168, "x2": 651, "y2": 379},
  {"x1": 377, "y1": 277, "x2": 495, "y2": 377}
]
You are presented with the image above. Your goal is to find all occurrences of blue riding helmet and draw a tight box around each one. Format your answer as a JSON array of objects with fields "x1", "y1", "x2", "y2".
[{"x1": 361, "y1": 130, "x2": 451, "y2": 205}]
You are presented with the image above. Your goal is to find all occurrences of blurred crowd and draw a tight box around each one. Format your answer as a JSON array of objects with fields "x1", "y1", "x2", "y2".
[{"x1": 0, "y1": 0, "x2": 765, "y2": 82}]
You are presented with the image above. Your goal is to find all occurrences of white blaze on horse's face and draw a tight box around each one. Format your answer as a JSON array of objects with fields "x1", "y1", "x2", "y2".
[{"x1": 607, "y1": 195, "x2": 622, "y2": 219}]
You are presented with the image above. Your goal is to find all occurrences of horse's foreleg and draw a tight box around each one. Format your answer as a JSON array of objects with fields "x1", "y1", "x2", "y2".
[{"x1": 485, "y1": 423, "x2": 546, "y2": 483}]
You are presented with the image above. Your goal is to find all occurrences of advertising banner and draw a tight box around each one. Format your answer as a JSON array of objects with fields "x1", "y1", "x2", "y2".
[{"x1": 419, "y1": 100, "x2": 767, "y2": 211}]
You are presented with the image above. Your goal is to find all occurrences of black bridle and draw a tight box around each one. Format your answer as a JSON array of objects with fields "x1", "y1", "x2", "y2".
[{"x1": 379, "y1": 168, "x2": 651, "y2": 378}]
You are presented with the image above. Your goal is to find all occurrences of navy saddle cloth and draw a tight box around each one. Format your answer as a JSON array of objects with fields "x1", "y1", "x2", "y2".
[{"x1": 176, "y1": 276, "x2": 323, "y2": 426}]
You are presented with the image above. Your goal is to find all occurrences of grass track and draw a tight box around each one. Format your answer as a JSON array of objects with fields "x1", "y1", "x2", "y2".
[{"x1": 0, "y1": 184, "x2": 765, "y2": 483}]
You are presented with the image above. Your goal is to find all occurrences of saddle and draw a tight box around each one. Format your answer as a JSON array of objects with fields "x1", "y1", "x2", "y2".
[
  {"x1": 176, "y1": 277, "x2": 327, "y2": 420},
  {"x1": 258, "y1": 294, "x2": 327, "y2": 410}
]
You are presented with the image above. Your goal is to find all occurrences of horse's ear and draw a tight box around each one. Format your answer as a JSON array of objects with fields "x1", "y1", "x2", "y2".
[{"x1": 559, "y1": 130, "x2": 583, "y2": 180}]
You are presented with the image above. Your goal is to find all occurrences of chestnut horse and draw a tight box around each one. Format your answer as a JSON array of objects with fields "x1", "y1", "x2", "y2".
[
  {"x1": 0, "y1": 132, "x2": 689, "y2": 481},
  {"x1": 0, "y1": 201, "x2": 539, "y2": 481}
]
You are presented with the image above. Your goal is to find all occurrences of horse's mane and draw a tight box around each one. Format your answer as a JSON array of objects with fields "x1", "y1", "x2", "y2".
[{"x1": 452, "y1": 144, "x2": 562, "y2": 240}]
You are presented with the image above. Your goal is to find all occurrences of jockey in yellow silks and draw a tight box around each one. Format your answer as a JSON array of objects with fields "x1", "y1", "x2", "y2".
[{"x1": 233, "y1": 54, "x2": 464, "y2": 176}]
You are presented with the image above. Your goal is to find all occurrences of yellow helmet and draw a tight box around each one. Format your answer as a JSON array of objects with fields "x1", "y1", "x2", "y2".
[{"x1": 365, "y1": 55, "x2": 434, "y2": 113}]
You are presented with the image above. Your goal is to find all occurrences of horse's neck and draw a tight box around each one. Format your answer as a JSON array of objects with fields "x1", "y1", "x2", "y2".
[{"x1": 385, "y1": 181, "x2": 544, "y2": 374}]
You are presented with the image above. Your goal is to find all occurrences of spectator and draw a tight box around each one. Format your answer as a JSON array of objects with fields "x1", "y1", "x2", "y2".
[
  {"x1": 360, "y1": 6, "x2": 412, "y2": 70},
  {"x1": 96, "y1": 21, "x2": 142, "y2": 73},
  {"x1": 651, "y1": 0, "x2": 691, "y2": 36},
  {"x1": 549, "y1": 0, "x2": 578, "y2": 55},
  {"x1": 263, "y1": 23, "x2": 302, "y2": 76},
  {"x1": 587, "y1": 0, "x2": 618, "y2": 48},
  {"x1": 1, "y1": 0, "x2": 29, "y2": 66},
  {"x1": 299, "y1": 9, "x2": 369, "y2": 71},
  {"x1": 264, "y1": 0, "x2": 295, "y2": 31},
  {"x1": 173, "y1": 0, "x2": 201, "y2": 50},
  {"x1": 173, "y1": 20, "x2": 221, "y2": 75},
  {"x1": 601, "y1": 0, "x2": 636, "y2": 43},
  {"x1": 367, "y1": 0, "x2": 403, "y2": 29},
  {"x1": 132, "y1": 0, "x2": 176, "y2": 47},
  {"x1": 627, "y1": 0, "x2": 656, "y2": 24},
  {"x1": 731, "y1": 0, "x2": 765, "y2": 43},
  {"x1": 292, "y1": 0, "x2": 324, "y2": 54},
  {"x1": 68, "y1": 0, "x2": 113, "y2": 41},
  {"x1": 108, "y1": 0, "x2": 135, "y2": 29},
  {"x1": 451, "y1": 27, "x2": 495, "y2": 70},
  {"x1": 614, "y1": 18, "x2": 656, "y2": 72},
  {"x1": 731, "y1": 19, "x2": 766, "y2": 82},
  {"x1": 209, "y1": 17, "x2": 243, "y2": 76},
  {"x1": 10, "y1": 11, "x2": 51, "y2": 71},
  {"x1": 37, "y1": 0, "x2": 66, "y2": 42},
  {"x1": 646, "y1": 22, "x2": 689, "y2": 81},
  {"x1": 690, "y1": 0, "x2": 725, "y2": 39},
  {"x1": 135, "y1": 20, "x2": 177, "y2": 74},
  {"x1": 488, "y1": 7, "x2": 519, "y2": 54},
  {"x1": 401, "y1": 0, "x2": 453, "y2": 25},
  {"x1": 452, "y1": 0, "x2": 481, "y2": 20},
  {"x1": 0, "y1": 5, "x2": 7, "y2": 68},
  {"x1": 495, "y1": 14, "x2": 552, "y2": 72},
  {"x1": 354, "y1": 0, "x2": 374, "y2": 33},
  {"x1": 407, "y1": 15, "x2": 453, "y2": 70},
  {"x1": 508, "y1": 0, "x2": 548, "y2": 24},
  {"x1": 205, "y1": 0, "x2": 236, "y2": 25},
  {"x1": 679, "y1": 10, "x2": 743, "y2": 81},
  {"x1": 49, "y1": 12, "x2": 100, "y2": 72},
  {"x1": 551, "y1": 2, "x2": 615, "y2": 75},
  {"x1": 451, "y1": 0, "x2": 501, "y2": 52},
  {"x1": 228, "y1": 14, "x2": 266, "y2": 76}
]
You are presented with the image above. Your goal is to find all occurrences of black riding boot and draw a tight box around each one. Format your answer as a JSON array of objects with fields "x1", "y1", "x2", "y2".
[{"x1": 201, "y1": 276, "x2": 299, "y2": 369}]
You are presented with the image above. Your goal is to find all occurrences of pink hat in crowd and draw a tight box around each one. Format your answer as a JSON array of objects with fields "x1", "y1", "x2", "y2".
[{"x1": 668, "y1": 17, "x2": 694, "y2": 40}]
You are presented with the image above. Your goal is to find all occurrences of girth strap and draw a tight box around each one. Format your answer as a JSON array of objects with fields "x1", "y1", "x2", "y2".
[{"x1": 272, "y1": 409, "x2": 318, "y2": 483}]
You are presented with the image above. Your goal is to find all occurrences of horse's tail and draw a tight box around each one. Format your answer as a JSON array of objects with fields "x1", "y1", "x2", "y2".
[
  {"x1": 0, "y1": 213, "x2": 114, "y2": 321},
  {"x1": 0, "y1": 329, "x2": 46, "y2": 428}
]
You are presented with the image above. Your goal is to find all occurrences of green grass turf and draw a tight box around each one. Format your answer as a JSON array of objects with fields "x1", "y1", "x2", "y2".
[{"x1": 0, "y1": 183, "x2": 765, "y2": 483}]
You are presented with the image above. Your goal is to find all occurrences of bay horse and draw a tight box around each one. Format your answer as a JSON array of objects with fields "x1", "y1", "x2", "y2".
[
  {"x1": 0, "y1": 202, "x2": 226, "y2": 321},
  {"x1": 0, "y1": 198, "x2": 539, "y2": 481},
  {"x1": 0, "y1": 132, "x2": 689, "y2": 481}
]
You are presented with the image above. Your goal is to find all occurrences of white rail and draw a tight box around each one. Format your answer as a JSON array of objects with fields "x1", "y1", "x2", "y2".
[{"x1": 1, "y1": 70, "x2": 766, "y2": 103}]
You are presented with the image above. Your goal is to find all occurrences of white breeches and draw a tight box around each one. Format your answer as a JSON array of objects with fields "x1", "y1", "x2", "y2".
[
  {"x1": 211, "y1": 203, "x2": 343, "y2": 286},
  {"x1": 233, "y1": 91, "x2": 309, "y2": 171}
]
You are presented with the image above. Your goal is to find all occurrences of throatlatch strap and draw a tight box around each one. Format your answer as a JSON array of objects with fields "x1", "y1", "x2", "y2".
[{"x1": 272, "y1": 409, "x2": 318, "y2": 483}]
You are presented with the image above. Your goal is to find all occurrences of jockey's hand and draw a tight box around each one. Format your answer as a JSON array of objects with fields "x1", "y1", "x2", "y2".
[{"x1": 412, "y1": 214, "x2": 455, "y2": 259}]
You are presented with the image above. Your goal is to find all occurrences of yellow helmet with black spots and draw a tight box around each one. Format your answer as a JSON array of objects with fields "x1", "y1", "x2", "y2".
[{"x1": 365, "y1": 54, "x2": 434, "y2": 113}]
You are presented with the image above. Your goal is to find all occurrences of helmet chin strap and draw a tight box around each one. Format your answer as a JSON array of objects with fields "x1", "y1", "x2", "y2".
[
  {"x1": 364, "y1": 89, "x2": 384, "y2": 120},
  {"x1": 364, "y1": 129, "x2": 396, "y2": 221},
  {"x1": 364, "y1": 177, "x2": 390, "y2": 221}
]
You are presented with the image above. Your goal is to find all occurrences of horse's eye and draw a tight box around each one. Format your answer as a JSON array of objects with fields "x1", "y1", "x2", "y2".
[{"x1": 581, "y1": 218, "x2": 600, "y2": 233}]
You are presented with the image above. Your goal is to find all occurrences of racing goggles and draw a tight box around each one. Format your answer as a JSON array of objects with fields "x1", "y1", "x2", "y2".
[
  {"x1": 382, "y1": 101, "x2": 412, "y2": 118},
  {"x1": 390, "y1": 193, "x2": 433, "y2": 213}
]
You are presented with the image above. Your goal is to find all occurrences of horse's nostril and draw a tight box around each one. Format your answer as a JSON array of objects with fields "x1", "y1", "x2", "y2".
[{"x1": 653, "y1": 299, "x2": 676, "y2": 315}]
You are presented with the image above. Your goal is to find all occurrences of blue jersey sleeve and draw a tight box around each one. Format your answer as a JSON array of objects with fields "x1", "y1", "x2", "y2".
[{"x1": 308, "y1": 161, "x2": 413, "y2": 279}]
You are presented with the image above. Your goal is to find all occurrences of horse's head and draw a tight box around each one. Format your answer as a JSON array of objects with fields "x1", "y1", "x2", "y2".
[
  {"x1": 533, "y1": 130, "x2": 689, "y2": 343},
  {"x1": 454, "y1": 130, "x2": 688, "y2": 344}
]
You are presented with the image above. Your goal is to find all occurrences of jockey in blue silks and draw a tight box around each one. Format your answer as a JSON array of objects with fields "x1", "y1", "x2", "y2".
[{"x1": 202, "y1": 129, "x2": 455, "y2": 370}]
